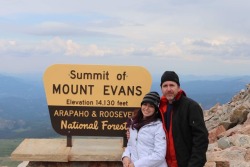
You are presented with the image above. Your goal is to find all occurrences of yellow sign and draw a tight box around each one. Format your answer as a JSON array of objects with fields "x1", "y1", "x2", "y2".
[
  {"x1": 44, "y1": 64, "x2": 152, "y2": 107},
  {"x1": 43, "y1": 64, "x2": 152, "y2": 138}
]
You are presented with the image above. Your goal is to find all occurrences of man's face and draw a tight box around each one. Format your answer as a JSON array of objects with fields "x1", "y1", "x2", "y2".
[{"x1": 161, "y1": 81, "x2": 180, "y2": 103}]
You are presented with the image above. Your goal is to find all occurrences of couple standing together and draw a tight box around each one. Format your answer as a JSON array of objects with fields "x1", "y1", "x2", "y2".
[{"x1": 122, "y1": 71, "x2": 209, "y2": 167}]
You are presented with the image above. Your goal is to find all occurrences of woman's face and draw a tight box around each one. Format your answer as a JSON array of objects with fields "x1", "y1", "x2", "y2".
[{"x1": 141, "y1": 102, "x2": 155, "y2": 119}]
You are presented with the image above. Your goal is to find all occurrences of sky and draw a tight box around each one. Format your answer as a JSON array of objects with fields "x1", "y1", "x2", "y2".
[{"x1": 0, "y1": 0, "x2": 250, "y2": 78}]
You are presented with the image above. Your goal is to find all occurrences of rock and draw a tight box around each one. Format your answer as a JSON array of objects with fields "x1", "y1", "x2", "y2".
[
  {"x1": 218, "y1": 137, "x2": 231, "y2": 150},
  {"x1": 230, "y1": 105, "x2": 249, "y2": 124},
  {"x1": 229, "y1": 134, "x2": 250, "y2": 148},
  {"x1": 204, "y1": 161, "x2": 216, "y2": 167},
  {"x1": 208, "y1": 125, "x2": 226, "y2": 143},
  {"x1": 215, "y1": 161, "x2": 230, "y2": 167},
  {"x1": 220, "y1": 121, "x2": 237, "y2": 130},
  {"x1": 244, "y1": 148, "x2": 250, "y2": 162}
]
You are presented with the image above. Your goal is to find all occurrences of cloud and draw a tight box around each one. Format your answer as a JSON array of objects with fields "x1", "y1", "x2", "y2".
[
  {"x1": 0, "y1": 37, "x2": 114, "y2": 57},
  {"x1": 1, "y1": 36, "x2": 250, "y2": 62},
  {"x1": 25, "y1": 21, "x2": 124, "y2": 38},
  {"x1": 148, "y1": 42, "x2": 183, "y2": 58},
  {"x1": 0, "y1": 0, "x2": 249, "y2": 75},
  {"x1": 183, "y1": 38, "x2": 250, "y2": 60}
]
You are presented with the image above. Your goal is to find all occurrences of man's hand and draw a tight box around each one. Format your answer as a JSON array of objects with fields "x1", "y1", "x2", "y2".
[
  {"x1": 128, "y1": 162, "x2": 135, "y2": 167},
  {"x1": 122, "y1": 156, "x2": 131, "y2": 167},
  {"x1": 126, "y1": 128, "x2": 130, "y2": 140}
]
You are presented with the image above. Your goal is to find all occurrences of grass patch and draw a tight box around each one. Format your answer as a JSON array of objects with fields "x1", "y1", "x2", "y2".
[
  {"x1": 0, "y1": 139, "x2": 23, "y2": 167},
  {"x1": 0, "y1": 138, "x2": 23, "y2": 157},
  {"x1": 0, "y1": 157, "x2": 21, "y2": 167}
]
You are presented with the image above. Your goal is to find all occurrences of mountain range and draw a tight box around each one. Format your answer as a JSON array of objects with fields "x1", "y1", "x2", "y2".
[{"x1": 0, "y1": 73, "x2": 249, "y2": 138}]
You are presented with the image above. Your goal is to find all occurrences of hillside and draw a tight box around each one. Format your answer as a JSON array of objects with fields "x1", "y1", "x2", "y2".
[
  {"x1": 0, "y1": 74, "x2": 58, "y2": 138},
  {"x1": 204, "y1": 83, "x2": 250, "y2": 166}
]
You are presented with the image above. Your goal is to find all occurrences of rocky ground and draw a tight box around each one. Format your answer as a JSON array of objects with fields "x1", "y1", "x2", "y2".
[{"x1": 204, "y1": 84, "x2": 250, "y2": 167}]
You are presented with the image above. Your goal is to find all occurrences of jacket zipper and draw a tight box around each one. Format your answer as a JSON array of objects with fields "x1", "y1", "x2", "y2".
[{"x1": 136, "y1": 129, "x2": 139, "y2": 159}]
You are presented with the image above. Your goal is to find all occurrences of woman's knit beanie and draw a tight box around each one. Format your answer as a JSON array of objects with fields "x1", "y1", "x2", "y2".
[{"x1": 141, "y1": 91, "x2": 160, "y2": 109}]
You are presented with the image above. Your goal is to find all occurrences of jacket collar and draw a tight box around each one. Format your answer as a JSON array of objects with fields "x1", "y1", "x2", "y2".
[{"x1": 160, "y1": 89, "x2": 186, "y2": 105}]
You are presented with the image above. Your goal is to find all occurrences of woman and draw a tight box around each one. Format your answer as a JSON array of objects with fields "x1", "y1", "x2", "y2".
[{"x1": 122, "y1": 91, "x2": 167, "y2": 167}]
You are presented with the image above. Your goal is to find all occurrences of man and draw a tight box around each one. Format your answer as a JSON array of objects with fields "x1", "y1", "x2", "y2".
[{"x1": 159, "y1": 71, "x2": 208, "y2": 167}]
